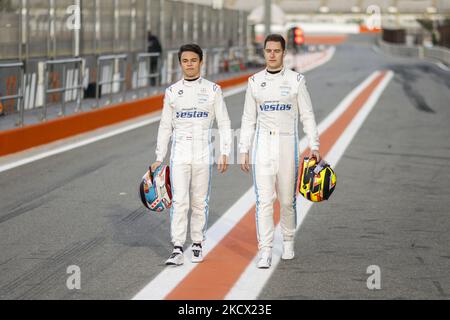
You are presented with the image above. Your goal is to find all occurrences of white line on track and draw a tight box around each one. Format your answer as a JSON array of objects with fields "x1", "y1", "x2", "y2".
[
  {"x1": 298, "y1": 46, "x2": 336, "y2": 73},
  {"x1": 132, "y1": 70, "x2": 394, "y2": 300},
  {"x1": 435, "y1": 61, "x2": 450, "y2": 72},
  {"x1": 133, "y1": 188, "x2": 256, "y2": 299},
  {"x1": 0, "y1": 114, "x2": 162, "y2": 173},
  {"x1": 225, "y1": 70, "x2": 394, "y2": 299},
  {"x1": 372, "y1": 44, "x2": 450, "y2": 72}
]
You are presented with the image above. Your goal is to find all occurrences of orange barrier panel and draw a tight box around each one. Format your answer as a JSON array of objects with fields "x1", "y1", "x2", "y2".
[
  {"x1": 359, "y1": 25, "x2": 381, "y2": 33},
  {"x1": 304, "y1": 35, "x2": 347, "y2": 45},
  {"x1": 0, "y1": 72, "x2": 254, "y2": 157}
]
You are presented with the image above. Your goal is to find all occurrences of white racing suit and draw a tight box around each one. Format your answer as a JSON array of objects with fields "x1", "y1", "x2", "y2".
[
  {"x1": 156, "y1": 78, "x2": 231, "y2": 247},
  {"x1": 239, "y1": 68, "x2": 320, "y2": 250}
]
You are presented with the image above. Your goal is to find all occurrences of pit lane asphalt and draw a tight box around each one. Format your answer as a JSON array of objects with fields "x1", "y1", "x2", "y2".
[{"x1": 0, "y1": 34, "x2": 449, "y2": 299}]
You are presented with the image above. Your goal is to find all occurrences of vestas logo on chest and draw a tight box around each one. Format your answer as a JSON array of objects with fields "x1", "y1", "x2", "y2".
[
  {"x1": 259, "y1": 103, "x2": 292, "y2": 111},
  {"x1": 176, "y1": 110, "x2": 209, "y2": 118}
]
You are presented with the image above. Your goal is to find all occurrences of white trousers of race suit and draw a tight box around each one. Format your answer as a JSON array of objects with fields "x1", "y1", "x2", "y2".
[
  {"x1": 169, "y1": 130, "x2": 213, "y2": 248},
  {"x1": 251, "y1": 127, "x2": 299, "y2": 250}
]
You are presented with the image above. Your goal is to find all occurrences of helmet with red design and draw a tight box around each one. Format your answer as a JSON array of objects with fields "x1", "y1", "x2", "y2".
[{"x1": 139, "y1": 165, "x2": 172, "y2": 212}]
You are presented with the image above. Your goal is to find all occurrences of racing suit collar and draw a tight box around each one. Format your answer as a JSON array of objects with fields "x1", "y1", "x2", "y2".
[
  {"x1": 264, "y1": 66, "x2": 286, "y2": 80},
  {"x1": 182, "y1": 77, "x2": 202, "y2": 87}
]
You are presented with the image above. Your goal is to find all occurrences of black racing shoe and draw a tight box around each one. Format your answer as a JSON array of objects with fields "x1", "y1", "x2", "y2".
[{"x1": 191, "y1": 243, "x2": 203, "y2": 263}]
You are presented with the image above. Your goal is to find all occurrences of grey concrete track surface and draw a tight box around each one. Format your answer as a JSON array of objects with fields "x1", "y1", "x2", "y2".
[{"x1": 1, "y1": 34, "x2": 449, "y2": 299}]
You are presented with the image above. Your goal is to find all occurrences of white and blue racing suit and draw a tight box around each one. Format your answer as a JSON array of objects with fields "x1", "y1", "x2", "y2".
[
  {"x1": 239, "y1": 67, "x2": 320, "y2": 250},
  {"x1": 156, "y1": 77, "x2": 231, "y2": 247}
]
